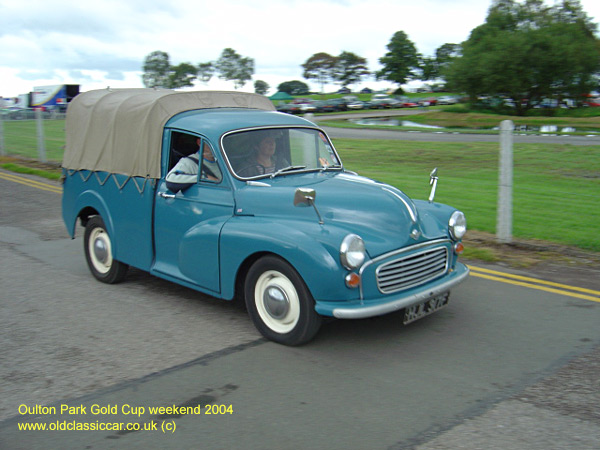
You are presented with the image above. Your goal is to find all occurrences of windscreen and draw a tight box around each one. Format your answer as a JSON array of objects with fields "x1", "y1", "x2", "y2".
[{"x1": 222, "y1": 128, "x2": 341, "y2": 179}]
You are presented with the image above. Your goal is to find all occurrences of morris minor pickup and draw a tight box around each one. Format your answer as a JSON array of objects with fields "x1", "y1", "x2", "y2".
[{"x1": 62, "y1": 89, "x2": 469, "y2": 345}]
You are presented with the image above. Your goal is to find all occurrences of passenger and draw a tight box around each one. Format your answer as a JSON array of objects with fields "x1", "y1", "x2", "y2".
[
  {"x1": 166, "y1": 139, "x2": 221, "y2": 192},
  {"x1": 238, "y1": 131, "x2": 287, "y2": 177}
]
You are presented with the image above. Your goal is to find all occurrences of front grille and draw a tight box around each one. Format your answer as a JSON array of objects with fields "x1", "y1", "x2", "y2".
[{"x1": 376, "y1": 246, "x2": 448, "y2": 294}]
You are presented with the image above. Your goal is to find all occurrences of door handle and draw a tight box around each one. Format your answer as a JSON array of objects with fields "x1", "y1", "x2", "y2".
[{"x1": 159, "y1": 192, "x2": 176, "y2": 199}]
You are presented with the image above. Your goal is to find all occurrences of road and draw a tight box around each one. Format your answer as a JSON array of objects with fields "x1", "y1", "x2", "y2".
[
  {"x1": 1, "y1": 170, "x2": 599, "y2": 449},
  {"x1": 309, "y1": 110, "x2": 600, "y2": 146}
]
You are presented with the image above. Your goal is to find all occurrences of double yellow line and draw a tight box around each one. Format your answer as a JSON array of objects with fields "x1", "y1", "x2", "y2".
[
  {"x1": 2, "y1": 169, "x2": 598, "y2": 303},
  {"x1": 468, "y1": 265, "x2": 600, "y2": 303},
  {"x1": 0, "y1": 170, "x2": 62, "y2": 194}
]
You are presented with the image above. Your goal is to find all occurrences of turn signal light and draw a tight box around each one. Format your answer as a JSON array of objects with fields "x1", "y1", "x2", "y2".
[
  {"x1": 454, "y1": 242, "x2": 464, "y2": 254},
  {"x1": 345, "y1": 272, "x2": 361, "y2": 289}
]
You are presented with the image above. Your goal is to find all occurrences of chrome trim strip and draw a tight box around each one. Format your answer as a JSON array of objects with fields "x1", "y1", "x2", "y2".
[
  {"x1": 333, "y1": 265, "x2": 470, "y2": 319},
  {"x1": 382, "y1": 187, "x2": 417, "y2": 223}
]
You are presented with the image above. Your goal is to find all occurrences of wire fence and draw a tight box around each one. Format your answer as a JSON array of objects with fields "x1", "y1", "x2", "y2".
[{"x1": 0, "y1": 113, "x2": 598, "y2": 250}]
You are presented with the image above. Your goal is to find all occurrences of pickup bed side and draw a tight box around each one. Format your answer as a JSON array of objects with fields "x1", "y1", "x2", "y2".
[{"x1": 62, "y1": 170, "x2": 157, "y2": 271}]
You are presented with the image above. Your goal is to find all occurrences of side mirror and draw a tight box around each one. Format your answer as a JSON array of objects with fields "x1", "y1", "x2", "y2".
[
  {"x1": 294, "y1": 188, "x2": 323, "y2": 224},
  {"x1": 293, "y1": 188, "x2": 316, "y2": 207}
]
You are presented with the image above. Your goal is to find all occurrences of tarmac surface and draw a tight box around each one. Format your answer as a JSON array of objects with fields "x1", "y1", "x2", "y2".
[{"x1": 1, "y1": 162, "x2": 599, "y2": 449}]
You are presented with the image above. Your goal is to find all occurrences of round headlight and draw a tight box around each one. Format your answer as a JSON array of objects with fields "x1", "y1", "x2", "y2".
[
  {"x1": 340, "y1": 234, "x2": 366, "y2": 270},
  {"x1": 449, "y1": 211, "x2": 467, "y2": 240}
]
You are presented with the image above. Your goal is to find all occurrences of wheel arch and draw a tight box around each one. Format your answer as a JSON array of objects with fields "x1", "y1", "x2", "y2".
[
  {"x1": 220, "y1": 219, "x2": 348, "y2": 303},
  {"x1": 67, "y1": 192, "x2": 116, "y2": 251}
]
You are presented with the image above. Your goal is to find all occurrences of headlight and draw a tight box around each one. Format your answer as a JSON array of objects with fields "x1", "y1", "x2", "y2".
[
  {"x1": 340, "y1": 234, "x2": 366, "y2": 270},
  {"x1": 449, "y1": 211, "x2": 467, "y2": 240}
]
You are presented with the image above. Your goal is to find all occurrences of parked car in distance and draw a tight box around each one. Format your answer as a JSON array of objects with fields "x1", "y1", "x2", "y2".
[
  {"x1": 437, "y1": 96, "x2": 458, "y2": 105},
  {"x1": 346, "y1": 100, "x2": 365, "y2": 110},
  {"x1": 418, "y1": 97, "x2": 438, "y2": 107},
  {"x1": 369, "y1": 94, "x2": 393, "y2": 109},
  {"x1": 62, "y1": 89, "x2": 469, "y2": 346},
  {"x1": 276, "y1": 103, "x2": 301, "y2": 114},
  {"x1": 297, "y1": 100, "x2": 317, "y2": 113},
  {"x1": 323, "y1": 98, "x2": 347, "y2": 112},
  {"x1": 397, "y1": 97, "x2": 418, "y2": 108},
  {"x1": 342, "y1": 96, "x2": 365, "y2": 110}
]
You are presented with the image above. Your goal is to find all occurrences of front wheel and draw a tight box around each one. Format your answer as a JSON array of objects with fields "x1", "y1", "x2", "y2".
[
  {"x1": 245, "y1": 256, "x2": 322, "y2": 345},
  {"x1": 83, "y1": 216, "x2": 128, "y2": 284}
]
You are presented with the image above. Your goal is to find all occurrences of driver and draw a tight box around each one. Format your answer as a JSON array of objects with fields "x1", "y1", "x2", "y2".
[{"x1": 238, "y1": 130, "x2": 288, "y2": 177}]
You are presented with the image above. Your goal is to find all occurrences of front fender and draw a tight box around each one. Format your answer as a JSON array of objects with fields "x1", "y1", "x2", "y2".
[{"x1": 220, "y1": 217, "x2": 356, "y2": 302}]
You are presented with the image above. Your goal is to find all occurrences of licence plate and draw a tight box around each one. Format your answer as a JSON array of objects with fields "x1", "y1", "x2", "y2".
[{"x1": 403, "y1": 292, "x2": 450, "y2": 325}]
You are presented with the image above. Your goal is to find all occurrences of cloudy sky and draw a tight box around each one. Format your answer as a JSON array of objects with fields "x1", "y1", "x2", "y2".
[{"x1": 1, "y1": 0, "x2": 600, "y2": 98}]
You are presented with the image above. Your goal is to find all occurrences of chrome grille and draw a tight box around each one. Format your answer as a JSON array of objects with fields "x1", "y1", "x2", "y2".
[{"x1": 376, "y1": 246, "x2": 448, "y2": 294}]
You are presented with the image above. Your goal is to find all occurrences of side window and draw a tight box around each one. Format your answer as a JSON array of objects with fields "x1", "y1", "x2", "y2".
[
  {"x1": 169, "y1": 131, "x2": 200, "y2": 172},
  {"x1": 199, "y1": 140, "x2": 222, "y2": 183}
]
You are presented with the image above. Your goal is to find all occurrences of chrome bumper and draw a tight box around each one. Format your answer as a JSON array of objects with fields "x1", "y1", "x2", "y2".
[{"x1": 331, "y1": 263, "x2": 470, "y2": 319}]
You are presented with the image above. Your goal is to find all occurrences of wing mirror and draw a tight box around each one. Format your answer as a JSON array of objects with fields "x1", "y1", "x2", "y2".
[{"x1": 294, "y1": 188, "x2": 324, "y2": 224}]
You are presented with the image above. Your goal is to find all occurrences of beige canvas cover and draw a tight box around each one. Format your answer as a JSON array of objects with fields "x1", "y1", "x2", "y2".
[{"x1": 62, "y1": 88, "x2": 275, "y2": 179}]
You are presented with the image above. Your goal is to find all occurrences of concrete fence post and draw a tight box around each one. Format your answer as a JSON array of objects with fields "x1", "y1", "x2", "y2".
[
  {"x1": 0, "y1": 113, "x2": 5, "y2": 156},
  {"x1": 35, "y1": 108, "x2": 47, "y2": 163},
  {"x1": 497, "y1": 120, "x2": 514, "y2": 243}
]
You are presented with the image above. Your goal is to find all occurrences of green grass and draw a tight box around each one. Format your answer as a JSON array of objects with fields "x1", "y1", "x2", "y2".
[
  {"x1": 2, "y1": 118, "x2": 599, "y2": 251},
  {"x1": 1, "y1": 119, "x2": 66, "y2": 161},
  {"x1": 332, "y1": 138, "x2": 600, "y2": 251},
  {"x1": 0, "y1": 163, "x2": 61, "y2": 180}
]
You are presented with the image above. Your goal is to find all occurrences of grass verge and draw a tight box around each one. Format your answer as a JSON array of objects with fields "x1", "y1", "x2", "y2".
[
  {"x1": 332, "y1": 138, "x2": 599, "y2": 252},
  {"x1": 2, "y1": 118, "x2": 598, "y2": 251}
]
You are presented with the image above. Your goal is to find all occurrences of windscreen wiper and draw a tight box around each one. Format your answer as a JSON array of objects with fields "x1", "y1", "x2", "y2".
[
  {"x1": 271, "y1": 165, "x2": 307, "y2": 178},
  {"x1": 320, "y1": 164, "x2": 342, "y2": 172}
]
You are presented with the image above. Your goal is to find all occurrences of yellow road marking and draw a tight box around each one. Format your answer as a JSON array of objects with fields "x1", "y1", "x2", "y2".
[
  {"x1": 468, "y1": 265, "x2": 600, "y2": 296},
  {"x1": 2, "y1": 169, "x2": 597, "y2": 303},
  {"x1": 468, "y1": 265, "x2": 600, "y2": 303},
  {"x1": 0, "y1": 171, "x2": 62, "y2": 194}
]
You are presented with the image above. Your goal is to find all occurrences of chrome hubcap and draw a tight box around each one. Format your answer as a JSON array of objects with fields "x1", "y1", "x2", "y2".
[
  {"x1": 93, "y1": 236, "x2": 108, "y2": 264},
  {"x1": 263, "y1": 285, "x2": 290, "y2": 319}
]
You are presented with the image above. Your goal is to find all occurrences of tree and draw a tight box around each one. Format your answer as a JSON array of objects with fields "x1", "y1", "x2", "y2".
[
  {"x1": 333, "y1": 51, "x2": 370, "y2": 88},
  {"x1": 376, "y1": 31, "x2": 420, "y2": 86},
  {"x1": 419, "y1": 43, "x2": 460, "y2": 82},
  {"x1": 254, "y1": 80, "x2": 270, "y2": 95},
  {"x1": 197, "y1": 62, "x2": 214, "y2": 84},
  {"x1": 168, "y1": 63, "x2": 197, "y2": 89},
  {"x1": 215, "y1": 48, "x2": 254, "y2": 89},
  {"x1": 418, "y1": 55, "x2": 438, "y2": 81},
  {"x1": 446, "y1": 0, "x2": 600, "y2": 114},
  {"x1": 302, "y1": 52, "x2": 337, "y2": 93},
  {"x1": 142, "y1": 51, "x2": 198, "y2": 89},
  {"x1": 142, "y1": 51, "x2": 171, "y2": 88},
  {"x1": 278, "y1": 80, "x2": 310, "y2": 95}
]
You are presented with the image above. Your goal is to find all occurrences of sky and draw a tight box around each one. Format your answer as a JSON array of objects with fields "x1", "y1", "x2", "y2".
[{"x1": 1, "y1": 0, "x2": 600, "y2": 100}]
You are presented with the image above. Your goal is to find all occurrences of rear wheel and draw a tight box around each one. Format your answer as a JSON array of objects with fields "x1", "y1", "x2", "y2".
[
  {"x1": 245, "y1": 256, "x2": 321, "y2": 345},
  {"x1": 83, "y1": 216, "x2": 128, "y2": 284}
]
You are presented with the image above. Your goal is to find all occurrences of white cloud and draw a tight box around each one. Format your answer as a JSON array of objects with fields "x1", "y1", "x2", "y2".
[{"x1": 1, "y1": 0, "x2": 599, "y2": 98}]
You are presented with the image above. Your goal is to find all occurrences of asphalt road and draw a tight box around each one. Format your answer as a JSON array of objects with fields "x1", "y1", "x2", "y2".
[
  {"x1": 1, "y1": 170, "x2": 599, "y2": 449},
  {"x1": 309, "y1": 110, "x2": 600, "y2": 146},
  {"x1": 323, "y1": 126, "x2": 600, "y2": 145}
]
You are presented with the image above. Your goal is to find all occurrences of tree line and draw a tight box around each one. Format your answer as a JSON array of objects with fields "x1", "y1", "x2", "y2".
[{"x1": 142, "y1": 0, "x2": 600, "y2": 115}]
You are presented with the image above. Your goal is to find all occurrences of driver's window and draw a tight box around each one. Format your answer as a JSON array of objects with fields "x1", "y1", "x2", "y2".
[{"x1": 199, "y1": 140, "x2": 222, "y2": 183}]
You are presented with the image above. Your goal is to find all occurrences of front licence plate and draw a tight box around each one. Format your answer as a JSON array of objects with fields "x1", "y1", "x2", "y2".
[{"x1": 403, "y1": 292, "x2": 450, "y2": 325}]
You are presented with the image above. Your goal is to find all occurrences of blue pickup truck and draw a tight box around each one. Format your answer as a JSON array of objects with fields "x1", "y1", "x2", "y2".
[{"x1": 62, "y1": 89, "x2": 468, "y2": 345}]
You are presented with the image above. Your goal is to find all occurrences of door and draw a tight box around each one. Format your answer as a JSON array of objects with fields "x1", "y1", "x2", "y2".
[{"x1": 152, "y1": 133, "x2": 234, "y2": 294}]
